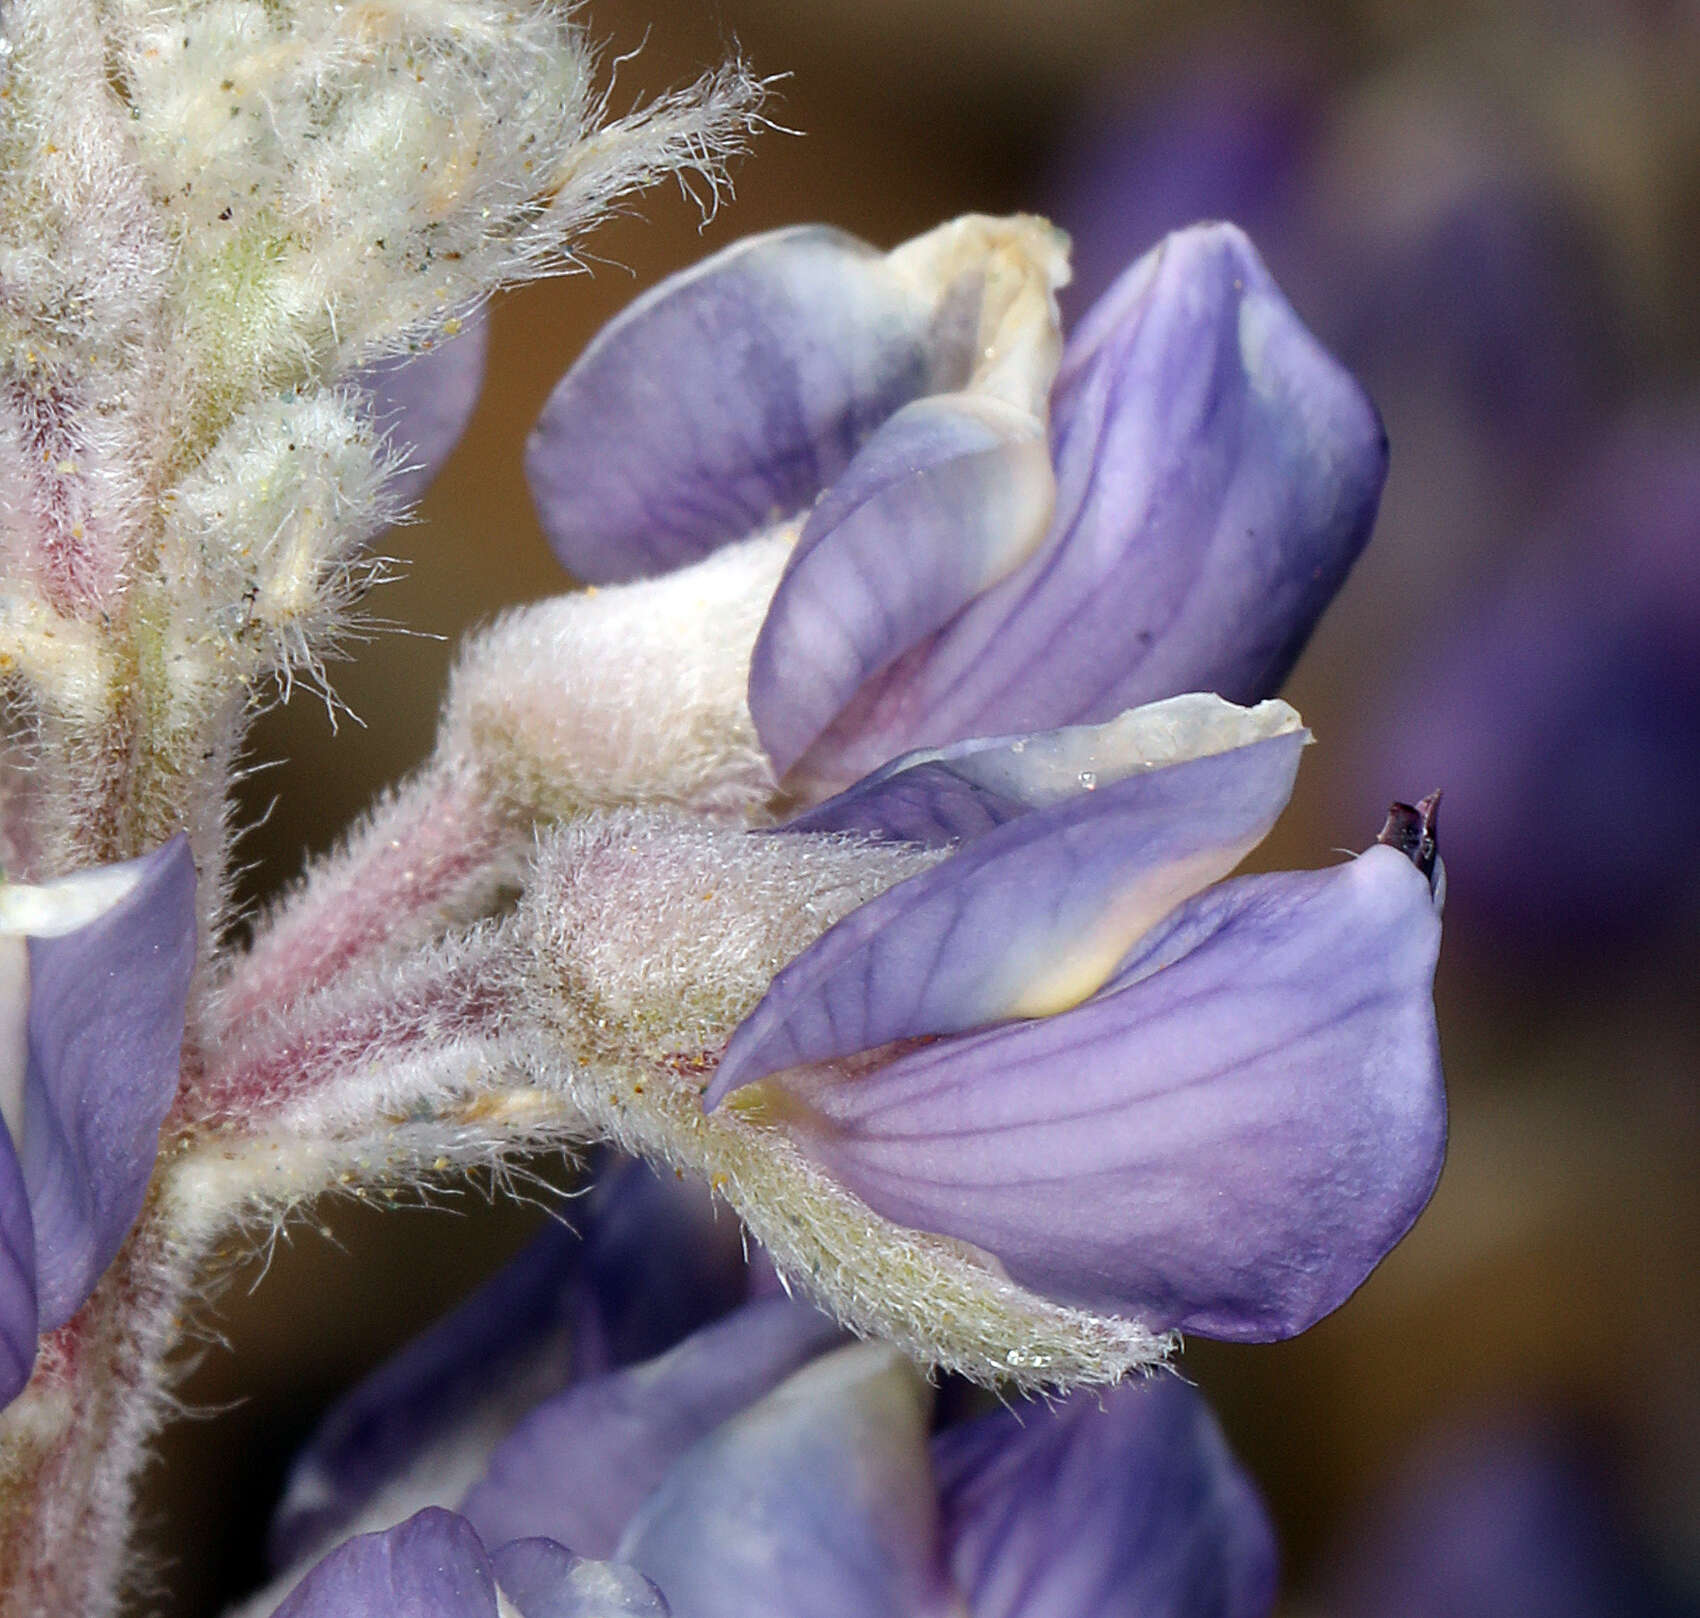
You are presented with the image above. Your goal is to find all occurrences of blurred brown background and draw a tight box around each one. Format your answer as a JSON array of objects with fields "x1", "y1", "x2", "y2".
[{"x1": 148, "y1": 2, "x2": 1700, "y2": 1612}]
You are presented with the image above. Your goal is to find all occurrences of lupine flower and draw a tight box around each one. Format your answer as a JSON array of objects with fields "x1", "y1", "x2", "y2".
[
  {"x1": 0, "y1": 835, "x2": 197, "y2": 1406},
  {"x1": 489, "y1": 210, "x2": 1441, "y2": 1346},
  {"x1": 525, "y1": 213, "x2": 1387, "y2": 794},
  {"x1": 709, "y1": 702, "x2": 1447, "y2": 1342},
  {"x1": 0, "y1": 4, "x2": 1470, "y2": 1609},
  {"x1": 263, "y1": 1163, "x2": 1277, "y2": 1618}
]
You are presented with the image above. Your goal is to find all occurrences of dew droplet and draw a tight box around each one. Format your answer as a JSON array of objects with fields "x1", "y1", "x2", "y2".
[{"x1": 1078, "y1": 770, "x2": 1098, "y2": 790}]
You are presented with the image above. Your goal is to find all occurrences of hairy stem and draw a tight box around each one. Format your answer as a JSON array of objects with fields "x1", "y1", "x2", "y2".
[
  {"x1": 0, "y1": 1205, "x2": 214, "y2": 1618},
  {"x1": 207, "y1": 765, "x2": 523, "y2": 1049}
]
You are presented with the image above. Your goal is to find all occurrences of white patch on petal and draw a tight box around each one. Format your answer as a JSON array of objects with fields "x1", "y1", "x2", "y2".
[
  {"x1": 886, "y1": 213, "x2": 1071, "y2": 417},
  {"x1": 971, "y1": 698, "x2": 1306, "y2": 1019},
  {"x1": 0, "y1": 935, "x2": 29, "y2": 1149},
  {"x1": 932, "y1": 693, "x2": 1303, "y2": 808},
  {"x1": 0, "y1": 864, "x2": 142, "y2": 936},
  {"x1": 944, "y1": 397, "x2": 1057, "y2": 591},
  {"x1": 1002, "y1": 846, "x2": 1258, "y2": 1020}
]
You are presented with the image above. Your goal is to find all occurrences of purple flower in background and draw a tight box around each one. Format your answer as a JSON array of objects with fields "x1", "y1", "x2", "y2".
[
  {"x1": 1046, "y1": 33, "x2": 1324, "y2": 331},
  {"x1": 712, "y1": 704, "x2": 1447, "y2": 1342},
  {"x1": 526, "y1": 213, "x2": 1386, "y2": 793},
  {"x1": 267, "y1": 1164, "x2": 1278, "y2": 1617},
  {"x1": 1367, "y1": 411, "x2": 1700, "y2": 968},
  {"x1": 0, "y1": 835, "x2": 197, "y2": 1407},
  {"x1": 269, "y1": 1163, "x2": 837, "y2": 1581},
  {"x1": 1318, "y1": 1407, "x2": 1677, "y2": 1618},
  {"x1": 1049, "y1": 36, "x2": 1616, "y2": 472}
]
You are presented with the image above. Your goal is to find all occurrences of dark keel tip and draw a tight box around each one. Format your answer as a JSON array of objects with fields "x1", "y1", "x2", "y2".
[{"x1": 1377, "y1": 789, "x2": 1443, "y2": 887}]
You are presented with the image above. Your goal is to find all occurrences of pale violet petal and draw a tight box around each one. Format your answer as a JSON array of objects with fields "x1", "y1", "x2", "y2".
[
  {"x1": 812, "y1": 223, "x2": 1386, "y2": 780},
  {"x1": 773, "y1": 844, "x2": 1445, "y2": 1341},
  {"x1": 708, "y1": 705, "x2": 1306, "y2": 1104},
  {"x1": 526, "y1": 228, "x2": 944, "y2": 583},
  {"x1": 20, "y1": 835, "x2": 196, "y2": 1329},
  {"x1": 615, "y1": 1342, "x2": 960, "y2": 1618},
  {"x1": 935, "y1": 1379, "x2": 1277, "y2": 1618},
  {"x1": 0, "y1": 1120, "x2": 36, "y2": 1408},
  {"x1": 460, "y1": 1296, "x2": 842, "y2": 1558},
  {"x1": 272, "y1": 1508, "x2": 501, "y2": 1618},
  {"x1": 527, "y1": 216, "x2": 1068, "y2": 587},
  {"x1": 748, "y1": 393, "x2": 1054, "y2": 778}
]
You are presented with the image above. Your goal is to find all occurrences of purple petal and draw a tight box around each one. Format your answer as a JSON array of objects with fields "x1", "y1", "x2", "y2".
[
  {"x1": 709, "y1": 707, "x2": 1306, "y2": 1104},
  {"x1": 268, "y1": 1219, "x2": 582, "y2": 1571},
  {"x1": 19, "y1": 835, "x2": 196, "y2": 1329},
  {"x1": 273, "y1": 1508, "x2": 501, "y2": 1618},
  {"x1": 271, "y1": 1157, "x2": 752, "y2": 1569},
  {"x1": 934, "y1": 1378, "x2": 1277, "y2": 1618},
  {"x1": 748, "y1": 392, "x2": 1054, "y2": 777},
  {"x1": 770, "y1": 844, "x2": 1445, "y2": 1340},
  {"x1": 616, "y1": 1343, "x2": 959, "y2": 1618},
  {"x1": 358, "y1": 316, "x2": 489, "y2": 509},
  {"x1": 526, "y1": 228, "x2": 948, "y2": 583},
  {"x1": 0, "y1": 1121, "x2": 36, "y2": 1408},
  {"x1": 815, "y1": 224, "x2": 1385, "y2": 777},
  {"x1": 777, "y1": 754, "x2": 1030, "y2": 847},
  {"x1": 460, "y1": 1296, "x2": 843, "y2": 1558},
  {"x1": 491, "y1": 1540, "x2": 671, "y2": 1618},
  {"x1": 569, "y1": 1157, "x2": 753, "y2": 1379}
]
